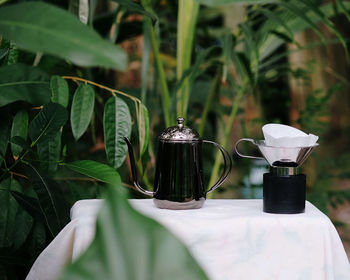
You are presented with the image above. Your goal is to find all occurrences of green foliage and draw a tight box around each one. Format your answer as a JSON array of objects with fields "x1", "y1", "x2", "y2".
[
  {"x1": 60, "y1": 186, "x2": 208, "y2": 280},
  {"x1": 103, "y1": 96, "x2": 132, "y2": 169},
  {"x1": 71, "y1": 84, "x2": 95, "y2": 141},
  {"x1": 0, "y1": 0, "x2": 349, "y2": 278}
]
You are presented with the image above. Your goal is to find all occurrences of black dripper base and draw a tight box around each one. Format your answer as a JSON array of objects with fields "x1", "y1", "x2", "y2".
[{"x1": 263, "y1": 172, "x2": 306, "y2": 214}]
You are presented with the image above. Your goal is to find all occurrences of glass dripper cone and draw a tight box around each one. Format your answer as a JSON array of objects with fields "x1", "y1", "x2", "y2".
[{"x1": 235, "y1": 138, "x2": 318, "y2": 167}]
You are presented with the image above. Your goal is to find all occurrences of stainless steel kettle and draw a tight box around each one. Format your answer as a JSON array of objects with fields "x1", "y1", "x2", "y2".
[{"x1": 122, "y1": 117, "x2": 232, "y2": 209}]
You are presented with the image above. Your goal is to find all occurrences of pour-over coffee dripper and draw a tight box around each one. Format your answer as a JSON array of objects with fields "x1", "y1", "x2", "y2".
[{"x1": 235, "y1": 138, "x2": 318, "y2": 214}]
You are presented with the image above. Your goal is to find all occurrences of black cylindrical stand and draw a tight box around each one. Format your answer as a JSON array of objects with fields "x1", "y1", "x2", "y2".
[{"x1": 263, "y1": 173, "x2": 306, "y2": 214}]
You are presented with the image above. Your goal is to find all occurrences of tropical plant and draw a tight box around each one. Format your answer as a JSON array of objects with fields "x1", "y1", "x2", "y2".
[{"x1": 0, "y1": 0, "x2": 350, "y2": 278}]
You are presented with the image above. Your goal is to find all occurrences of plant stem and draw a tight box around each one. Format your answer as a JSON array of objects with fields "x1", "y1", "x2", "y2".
[
  {"x1": 207, "y1": 80, "x2": 248, "y2": 198},
  {"x1": 141, "y1": 18, "x2": 151, "y2": 103},
  {"x1": 136, "y1": 160, "x2": 152, "y2": 190},
  {"x1": 148, "y1": 24, "x2": 171, "y2": 127},
  {"x1": 199, "y1": 70, "x2": 222, "y2": 135},
  {"x1": 176, "y1": 0, "x2": 200, "y2": 119}
]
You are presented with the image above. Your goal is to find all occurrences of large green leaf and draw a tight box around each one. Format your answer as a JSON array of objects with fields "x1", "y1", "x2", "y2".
[
  {"x1": 0, "y1": 63, "x2": 50, "y2": 107},
  {"x1": 50, "y1": 76, "x2": 69, "y2": 108},
  {"x1": 10, "y1": 110, "x2": 28, "y2": 157},
  {"x1": 37, "y1": 132, "x2": 61, "y2": 175},
  {"x1": 64, "y1": 160, "x2": 121, "y2": 185},
  {"x1": 27, "y1": 165, "x2": 70, "y2": 237},
  {"x1": 70, "y1": 84, "x2": 95, "y2": 141},
  {"x1": 60, "y1": 186, "x2": 208, "y2": 280},
  {"x1": 103, "y1": 96, "x2": 132, "y2": 169},
  {"x1": 0, "y1": 2, "x2": 127, "y2": 70},
  {"x1": 29, "y1": 103, "x2": 68, "y2": 145}
]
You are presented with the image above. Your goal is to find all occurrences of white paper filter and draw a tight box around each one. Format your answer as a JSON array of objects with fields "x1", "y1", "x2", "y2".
[{"x1": 262, "y1": 124, "x2": 318, "y2": 147}]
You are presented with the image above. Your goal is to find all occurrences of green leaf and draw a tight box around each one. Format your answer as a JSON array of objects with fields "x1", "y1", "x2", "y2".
[
  {"x1": 0, "y1": 120, "x2": 10, "y2": 165},
  {"x1": 37, "y1": 132, "x2": 61, "y2": 175},
  {"x1": 103, "y1": 96, "x2": 132, "y2": 169},
  {"x1": 9, "y1": 136, "x2": 30, "y2": 152},
  {"x1": 10, "y1": 110, "x2": 28, "y2": 157},
  {"x1": 140, "y1": 18, "x2": 151, "y2": 102},
  {"x1": 0, "y1": 2, "x2": 127, "y2": 70},
  {"x1": 0, "y1": 63, "x2": 50, "y2": 107},
  {"x1": 195, "y1": 0, "x2": 277, "y2": 6},
  {"x1": 50, "y1": 76, "x2": 69, "y2": 108},
  {"x1": 139, "y1": 104, "x2": 149, "y2": 156},
  {"x1": 111, "y1": 0, "x2": 157, "y2": 22},
  {"x1": 0, "y1": 178, "x2": 21, "y2": 247},
  {"x1": 70, "y1": 84, "x2": 95, "y2": 141},
  {"x1": 3, "y1": 41, "x2": 18, "y2": 66},
  {"x1": 0, "y1": 48, "x2": 9, "y2": 60},
  {"x1": 13, "y1": 207, "x2": 33, "y2": 249},
  {"x1": 29, "y1": 103, "x2": 68, "y2": 145},
  {"x1": 278, "y1": 2, "x2": 326, "y2": 43},
  {"x1": 27, "y1": 221, "x2": 47, "y2": 260},
  {"x1": 64, "y1": 160, "x2": 121, "y2": 185},
  {"x1": 60, "y1": 186, "x2": 208, "y2": 280},
  {"x1": 176, "y1": 0, "x2": 200, "y2": 118},
  {"x1": 10, "y1": 190, "x2": 44, "y2": 221},
  {"x1": 27, "y1": 165, "x2": 70, "y2": 237}
]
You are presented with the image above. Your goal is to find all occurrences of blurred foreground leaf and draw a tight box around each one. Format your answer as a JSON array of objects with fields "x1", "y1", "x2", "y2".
[
  {"x1": 60, "y1": 186, "x2": 208, "y2": 280},
  {"x1": 0, "y1": 2, "x2": 127, "y2": 70}
]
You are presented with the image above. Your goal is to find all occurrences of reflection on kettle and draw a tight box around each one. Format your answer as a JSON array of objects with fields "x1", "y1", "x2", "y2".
[{"x1": 122, "y1": 117, "x2": 232, "y2": 210}]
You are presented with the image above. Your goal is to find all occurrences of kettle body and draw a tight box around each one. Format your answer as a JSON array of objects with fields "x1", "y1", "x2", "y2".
[
  {"x1": 153, "y1": 140, "x2": 205, "y2": 209},
  {"x1": 123, "y1": 118, "x2": 232, "y2": 209}
]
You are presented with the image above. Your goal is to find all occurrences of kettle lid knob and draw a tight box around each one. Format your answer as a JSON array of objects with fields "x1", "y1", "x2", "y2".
[
  {"x1": 159, "y1": 117, "x2": 201, "y2": 142},
  {"x1": 177, "y1": 117, "x2": 184, "y2": 129}
]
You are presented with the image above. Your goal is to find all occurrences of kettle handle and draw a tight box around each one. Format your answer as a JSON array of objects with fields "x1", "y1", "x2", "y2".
[
  {"x1": 234, "y1": 138, "x2": 264, "y2": 160},
  {"x1": 203, "y1": 140, "x2": 232, "y2": 194}
]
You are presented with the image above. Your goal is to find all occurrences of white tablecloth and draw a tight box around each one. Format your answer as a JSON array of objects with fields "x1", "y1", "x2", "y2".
[{"x1": 27, "y1": 199, "x2": 350, "y2": 280}]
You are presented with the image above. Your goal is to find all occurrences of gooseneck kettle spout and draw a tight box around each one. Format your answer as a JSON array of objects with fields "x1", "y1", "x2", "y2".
[{"x1": 122, "y1": 136, "x2": 154, "y2": 196}]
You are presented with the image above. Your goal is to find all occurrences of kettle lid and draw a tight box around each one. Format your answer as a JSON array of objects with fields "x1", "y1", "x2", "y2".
[{"x1": 159, "y1": 117, "x2": 201, "y2": 142}]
